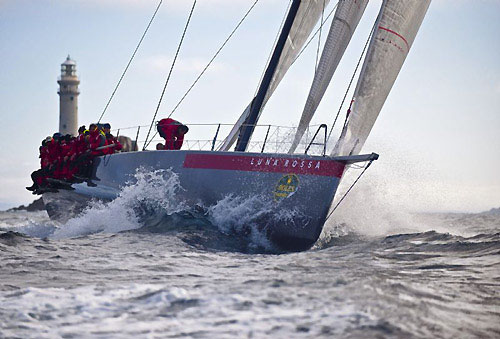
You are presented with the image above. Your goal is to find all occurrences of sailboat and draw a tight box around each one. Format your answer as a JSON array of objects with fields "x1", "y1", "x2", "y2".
[{"x1": 42, "y1": 0, "x2": 431, "y2": 251}]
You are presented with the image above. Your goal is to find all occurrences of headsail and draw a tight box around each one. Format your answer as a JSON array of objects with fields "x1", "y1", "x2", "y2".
[
  {"x1": 333, "y1": 0, "x2": 431, "y2": 156},
  {"x1": 288, "y1": 0, "x2": 368, "y2": 154},
  {"x1": 219, "y1": 0, "x2": 331, "y2": 152}
]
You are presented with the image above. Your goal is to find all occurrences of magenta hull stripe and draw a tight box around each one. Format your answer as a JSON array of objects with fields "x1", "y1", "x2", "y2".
[{"x1": 183, "y1": 154, "x2": 345, "y2": 178}]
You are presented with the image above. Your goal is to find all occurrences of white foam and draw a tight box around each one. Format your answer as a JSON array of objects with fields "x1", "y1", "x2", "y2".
[
  {"x1": 0, "y1": 282, "x2": 379, "y2": 338},
  {"x1": 52, "y1": 168, "x2": 185, "y2": 239},
  {"x1": 207, "y1": 194, "x2": 275, "y2": 250},
  {"x1": 0, "y1": 284, "x2": 194, "y2": 337}
]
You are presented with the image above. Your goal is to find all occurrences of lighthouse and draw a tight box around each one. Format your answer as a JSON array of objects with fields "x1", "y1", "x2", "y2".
[{"x1": 57, "y1": 55, "x2": 80, "y2": 136}]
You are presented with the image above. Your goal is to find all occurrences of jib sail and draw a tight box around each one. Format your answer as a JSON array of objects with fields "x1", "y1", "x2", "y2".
[
  {"x1": 219, "y1": 0, "x2": 331, "y2": 151},
  {"x1": 333, "y1": 0, "x2": 431, "y2": 156},
  {"x1": 288, "y1": 0, "x2": 368, "y2": 154}
]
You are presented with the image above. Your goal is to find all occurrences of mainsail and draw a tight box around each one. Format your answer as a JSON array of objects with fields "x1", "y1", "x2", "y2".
[
  {"x1": 219, "y1": 0, "x2": 331, "y2": 152},
  {"x1": 333, "y1": 0, "x2": 431, "y2": 156},
  {"x1": 288, "y1": 0, "x2": 368, "y2": 154}
]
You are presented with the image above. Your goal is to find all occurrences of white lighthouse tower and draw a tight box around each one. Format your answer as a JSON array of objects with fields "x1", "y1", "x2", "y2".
[{"x1": 57, "y1": 55, "x2": 80, "y2": 136}]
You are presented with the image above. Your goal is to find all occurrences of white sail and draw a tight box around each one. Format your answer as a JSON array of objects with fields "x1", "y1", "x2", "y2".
[
  {"x1": 217, "y1": 101, "x2": 251, "y2": 151},
  {"x1": 288, "y1": 0, "x2": 368, "y2": 154},
  {"x1": 333, "y1": 0, "x2": 431, "y2": 156},
  {"x1": 218, "y1": 0, "x2": 331, "y2": 151}
]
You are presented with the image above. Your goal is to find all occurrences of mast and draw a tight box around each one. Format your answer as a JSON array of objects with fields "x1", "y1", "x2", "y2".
[{"x1": 235, "y1": 0, "x2": 302, "y2": 152}]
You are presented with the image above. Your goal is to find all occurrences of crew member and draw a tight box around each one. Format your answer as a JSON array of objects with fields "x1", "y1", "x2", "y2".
[
  {"x1": 49, "y1": 133, "x2": 64, "y2": 180},
  {"x1": 60, "y1": 134, "x2": 76, "y2": 181},
  {"x1": 157, "y1": 118, "x2": 189, "y2": 150},
  {"x1": 88, "y1": 123, "x2": 106, "y2": 156},
  {"x1": 68, "y1": 129, "x2": 90, "y2": 181},
  {"x1": 102, "y1": 123, "x2": 122, "y2": 154},
  {"x1": 27, "y1": 138, "x2": 51, "y2": 192}
]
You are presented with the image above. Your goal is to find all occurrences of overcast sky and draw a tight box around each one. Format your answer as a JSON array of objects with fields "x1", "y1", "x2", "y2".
[{"x1": 1, "y1": 0, "x2": 499, "y2": 212}]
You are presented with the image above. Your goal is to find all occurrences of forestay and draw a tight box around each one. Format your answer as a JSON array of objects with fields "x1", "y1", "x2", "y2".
[
  {"x1": 333, "y1": 0, "x2": 431, "y2": 156},
  {"x1": 218, "y1": 0, "x2": 331, "y2": 151},
  {"x1": 288, "y1": 0, "x2": 368, "y2": 154}
]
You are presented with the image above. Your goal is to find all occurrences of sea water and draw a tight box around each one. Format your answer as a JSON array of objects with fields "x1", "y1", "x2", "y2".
[{"x1": 0, "y1": 171, "x2": 499, "y2": 338}]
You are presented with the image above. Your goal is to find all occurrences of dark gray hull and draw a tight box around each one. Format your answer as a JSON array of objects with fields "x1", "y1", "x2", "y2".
[{"x1": 43, "y1": 150, "x2": 374, "y2": 251}]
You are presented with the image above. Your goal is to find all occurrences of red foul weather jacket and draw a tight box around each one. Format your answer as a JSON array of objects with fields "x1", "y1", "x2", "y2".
[
  {"x1": 74, "y1": 134, "x2": 89, "y2": 157},
  {"x1": 89, "y1": 130, "x2": 107, "y2": 156},
  {"x1": 46, "y1": 139, "x2": 61, "y2": 166},
  {"x1": 158, "y1": 118, "x2": 184, "y2": 150}
]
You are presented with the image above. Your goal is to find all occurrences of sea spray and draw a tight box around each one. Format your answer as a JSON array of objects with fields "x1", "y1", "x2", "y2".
[
  {"x1": 9, "y1": 167, "x2": 307, "y2": 251},
  {"x1": 52, "y1": 168, "x2": 185, "y2": 239},
  {"x1": 46, "y1": 169, "x2": 286, "y2": 250},
  {"x1": 207, "y1": 194, "x2": 274, "y2": 250},
  {"x1": 207, "y1": 194, "x2": 308, "y2": 251},
  {"x1": 320, "y1": 169, "x2": 464, "y2": 244},
  {"x1": 208, "y1": 195, "x2": 269, "y2": 233}
]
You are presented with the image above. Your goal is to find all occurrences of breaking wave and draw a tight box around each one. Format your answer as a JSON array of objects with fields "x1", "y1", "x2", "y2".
[
  {"x1": 10, "y1": 167, "x2": 472, "y2": 253},
  {"x1": 52, "y1": 168, "x2": 186, "y2": 239},
  {"x1": 207, "y1": 195, "x2": 275, "y2": 251},
  {"x1": 6, "y1": 168, "x2": 299, "y2": 252}
]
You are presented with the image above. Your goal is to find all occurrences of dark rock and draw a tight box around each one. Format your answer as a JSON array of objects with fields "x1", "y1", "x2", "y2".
[
  {"x1": 117, "y1": 135, "x2": 138, "y2": 152},
  {"x1": 478, "y1": 207, "x2": 500, "y2": 215},
  {"x1": 8, "y1": 198, "x2": 45, "y2": 212},
  {"x1": 485, "y1": 207, "x2": 500, "y2": 215}
]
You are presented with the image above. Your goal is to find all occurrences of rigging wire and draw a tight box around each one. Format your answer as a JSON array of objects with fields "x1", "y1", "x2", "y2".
[
  {"x1": 169, "y1": 0, "x2": 261, "y2": 116},
  {"x1": 326, "y1": 19, "x2": 377, "y2": 144},
  {"x1": 315, "y1": 0, "x2": 326, "y2": 71},
  {"x1": 97, "y1": 0, "x2": 163, "y2": 124},
  {"x1": 143, "y1": 0, "x2": 197, "y2": 151},
  {"x1": 291, "y1": 2, "x2": 338, "y2": 67},
  {"x1": 143, "y1": 0, "x2": 264, "y2": 150},
  {"x1": 227, "y1": 0, "x2": 292, "y2": 153},
  {"x1": 325, "y1": 159, "x2": 374, "y2": 222},
  {"x1": 144, "y1": 1, "x2": 334, "y2": 150}
]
